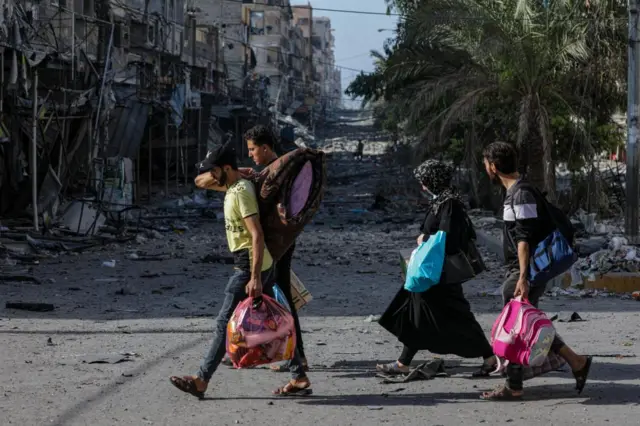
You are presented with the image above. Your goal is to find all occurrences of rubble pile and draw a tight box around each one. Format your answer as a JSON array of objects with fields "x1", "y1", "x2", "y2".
[
  {"x1": 573, "y1": 236, "x2": 640, "y2": 278},
  {"x1": 0, "y1": 189, "x2": 224, "y2": 273}
]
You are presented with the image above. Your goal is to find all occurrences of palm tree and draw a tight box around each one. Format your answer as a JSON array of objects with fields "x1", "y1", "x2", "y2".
[{"x1": 362, "y1": 0, "x2": 625, "y2": 201}]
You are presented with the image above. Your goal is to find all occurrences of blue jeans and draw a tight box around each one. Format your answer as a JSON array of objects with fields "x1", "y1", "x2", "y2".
[{"x1": 196, "y1": 266, "x2": 307, "y2": 382}]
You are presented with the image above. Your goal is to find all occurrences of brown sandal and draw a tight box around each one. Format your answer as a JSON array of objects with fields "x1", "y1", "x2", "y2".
[
  {"x1": 273, "y1": 380, "x2": 313, "y2": 397},
  {"x1": 169, "y1": 376, "x2": 206, "y2": 399},
  {"x1": 480, "y1": 385, "x2": 523, "y2": 401}
]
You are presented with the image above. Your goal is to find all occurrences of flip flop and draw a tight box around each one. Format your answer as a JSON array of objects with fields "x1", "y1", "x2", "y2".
[
  {"x1": 169, "y1": 376, "x2": 205, "y2": 399},
  {"x1": 573, "y1": 356, "x2": 593, "y2": 395},
  {"x1": 273, "y1": 380, "x2": 313, "y2": 397},
  {"x1": 480, "y1": 385, "x2": 523, "y2": 401}
]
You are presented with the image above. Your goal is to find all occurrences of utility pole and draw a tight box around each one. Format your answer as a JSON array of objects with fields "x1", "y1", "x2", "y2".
[
  {"x1": 31, "y1": 70, "x2": 39, "y2": 231},
  {"x1": 626, "y1": 1, "x2": 640, "y2": 240}
]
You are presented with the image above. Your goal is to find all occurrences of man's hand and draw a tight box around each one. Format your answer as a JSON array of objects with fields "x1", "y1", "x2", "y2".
[
  {"x1": 276, "y1": 203, "x2": 288, "y2": 224},
  {"x1": 195, "y1": 172, "x2": 216, "y2": 188},
  {"x1": 194, "y1": 172, "x2": 226, "y2": 191},
  {"x1": 245, "y1": 277, "x2": 262, "y2": 298},
  {"x1": 417, "y1": 234, "x2": 425, "y2": 245},
  {"x1": 514, "y1": 277, "x2": 530, "y2": 300},
  {"x1": 239, "y1": 167, "x2": 256, "y2": 179}
]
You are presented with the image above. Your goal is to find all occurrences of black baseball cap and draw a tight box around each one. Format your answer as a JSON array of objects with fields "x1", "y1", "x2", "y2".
[{"x1": 196, "y1": 142, "x2": 237, "y2": 173}]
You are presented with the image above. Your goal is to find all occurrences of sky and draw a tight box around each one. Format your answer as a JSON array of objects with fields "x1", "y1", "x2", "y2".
[{"x1": 291, "y1": 0, "x2": 398, "y2": 109}]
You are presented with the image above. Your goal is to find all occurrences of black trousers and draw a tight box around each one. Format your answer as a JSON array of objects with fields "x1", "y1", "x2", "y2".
[{"x1": 275, "y1": 242, "x2": 305, "y2": 360}]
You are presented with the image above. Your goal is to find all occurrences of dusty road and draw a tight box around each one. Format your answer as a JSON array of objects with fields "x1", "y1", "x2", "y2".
[{"x1": 2, "y1": 126, "x2": 640, "y2": 425}]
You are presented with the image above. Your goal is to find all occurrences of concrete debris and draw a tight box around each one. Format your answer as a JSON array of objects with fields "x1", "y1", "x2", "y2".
[
  {"x1": 546, "y1": 287, "x2": 617, "y2": 299},
  {"x1": 573, "y1": 242, "x2": 640, "y2": 276},
  {"x1": 60, "y1": 201, "x2": 107, "y2": 236}
]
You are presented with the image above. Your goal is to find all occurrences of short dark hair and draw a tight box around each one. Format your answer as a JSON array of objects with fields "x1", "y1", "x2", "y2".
[
  {"x1": 244, "y1": 125, "x2": 276, "y2": 149},
  {"x1": 197, "y1": 142, "x2": 238, "y2": 173},
  {"x1": 483, "y1": 142, "x2": 518, "y2": 174}
]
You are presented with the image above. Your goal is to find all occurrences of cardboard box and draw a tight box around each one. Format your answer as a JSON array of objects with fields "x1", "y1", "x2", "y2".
[{"x1": 290, "y1": 270, "x2": 312, "y2": 310}]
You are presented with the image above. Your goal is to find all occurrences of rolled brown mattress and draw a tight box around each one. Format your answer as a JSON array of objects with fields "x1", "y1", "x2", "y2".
[{"x1": 252, "y1": 148, "x2": 326, "y2": 262}]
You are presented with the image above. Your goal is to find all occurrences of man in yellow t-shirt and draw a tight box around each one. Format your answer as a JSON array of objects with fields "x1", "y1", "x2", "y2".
[
  {"x1": 223, "y1": 178, "x2": 273, "y2": 272},
  {"x1": 169, "y1": 142, "x2": 312, "y2": 399}
]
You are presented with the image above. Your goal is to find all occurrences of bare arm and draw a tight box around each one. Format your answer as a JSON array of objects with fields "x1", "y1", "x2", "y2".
[
  {"x1": 243, "y1": 214, "x2": 265, "y2": 286},
  {"x1": 515, "y1": 241, "x2": 530, "y2": 298},
  {"x1": 194, "y1": 172, "x2": 227, "y2": 192},
  {"x1": 517, "y1": 241, "x2": 530, "y2": 280}
]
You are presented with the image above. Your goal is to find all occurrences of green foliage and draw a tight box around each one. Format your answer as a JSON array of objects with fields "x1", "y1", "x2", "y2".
[{"x1": 346, "y1": 0, "x2": 626, "y2": 201}]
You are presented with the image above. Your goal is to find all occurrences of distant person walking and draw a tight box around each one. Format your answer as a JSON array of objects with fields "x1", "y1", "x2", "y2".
[
  {"x1": 354, "y1": 139, "x2": 364, "y2": 161},
  {"x1": 479, "y1": 141, "x2": 592, "y2": 401}
]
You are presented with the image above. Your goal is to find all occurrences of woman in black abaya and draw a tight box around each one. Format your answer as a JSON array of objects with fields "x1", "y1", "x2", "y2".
[{"x1": 377, "y1": 160, "x2": 496, "y2": 376}]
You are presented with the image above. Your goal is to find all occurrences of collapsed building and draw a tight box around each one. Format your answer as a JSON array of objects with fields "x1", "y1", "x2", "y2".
[{"x1": 0, "y1": 0, "x2": 282, "y2": 230}]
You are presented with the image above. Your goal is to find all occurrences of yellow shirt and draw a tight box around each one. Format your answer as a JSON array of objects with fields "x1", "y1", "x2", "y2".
[{"x1": 224, "y1": 179, "x2": 273, "y2": 271}]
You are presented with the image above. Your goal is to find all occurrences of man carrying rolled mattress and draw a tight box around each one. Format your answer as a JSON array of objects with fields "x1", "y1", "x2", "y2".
[
  {"x1": 242, "y1": 125, "x2": 309, "y2": 373},
  {"x1": 170, "y1": 142, "x2": 311, "y2": 398}
]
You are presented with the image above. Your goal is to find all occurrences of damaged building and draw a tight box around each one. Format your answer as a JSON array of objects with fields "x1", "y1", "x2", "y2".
[{"x1": 0, "y1": 0, "x2": 341, "y2": 232}]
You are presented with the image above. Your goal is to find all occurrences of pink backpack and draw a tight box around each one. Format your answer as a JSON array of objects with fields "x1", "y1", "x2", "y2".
[{"x1": 491, "y1": 297, "x2": 556, "y2": 369}]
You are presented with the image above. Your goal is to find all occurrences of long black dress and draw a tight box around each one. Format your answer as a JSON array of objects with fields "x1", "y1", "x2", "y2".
[{"x1": 378, "y1": 199, "x2": 493, "y2": 359}]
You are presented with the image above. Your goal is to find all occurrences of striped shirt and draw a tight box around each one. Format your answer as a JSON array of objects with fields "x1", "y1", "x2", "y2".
[{"x1": 502, "y1": 181, "x2": 553, "y2": 266}]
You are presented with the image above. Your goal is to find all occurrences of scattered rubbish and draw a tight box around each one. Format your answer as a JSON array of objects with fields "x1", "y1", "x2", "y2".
[
  {"x1": 550, "y1": 312, "x2": 584, "y2": 323},
  {"x1": 377, "y1": 360, "x2": 448, "y2": 383},
  {"x1": 80, "y1": 353, "x2": 136, "y2": 364},
  {"x1": 610, "y1": 237, "x2": 628, "y2": 251},
  {"x1": 364, "y1": 314, "x2": 380, "y2": 322},
  {"x1": 46, "y1": 337, "x2": 55, "y2": 346},
  {"x1": 6, "y1": 302, "x2": 55, "y2": 312},
  {"x1": 632, "y1": 291, "x2": 640, "y2": 301},
  {"x1": 576, "y1": 237, "x2": 607, "y2": 256},
  {"x1": 60, "y1": 200, "x2": 107, "y2": 236},
  {"x1": 0, "y1": 275, "x2": 41, "y2": 285},
  {"x1": 102, "y1": 260, "x2": 116, "y2": 268},
  {"x1": 126, "y1": 252, "x2": 171, "y2": 261},
  {"x1": 367, "y1": 406, "x2": 383, "y2": 410}
]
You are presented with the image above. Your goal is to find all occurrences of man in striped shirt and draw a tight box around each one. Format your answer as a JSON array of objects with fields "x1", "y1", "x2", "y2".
[{"x1": 479, "y1": 141, "x2": 592, "y2": 401}]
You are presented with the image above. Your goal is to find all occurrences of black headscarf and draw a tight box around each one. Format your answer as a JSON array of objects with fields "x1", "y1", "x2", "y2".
[{"x1": 413, "y1": 159, "x2": 463, "y2": 214}]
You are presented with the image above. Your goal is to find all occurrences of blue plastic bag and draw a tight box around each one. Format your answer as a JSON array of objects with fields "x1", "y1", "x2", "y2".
[
  {"x1": 404, "y1": 231, "x2": 446, "y2": 292},
  {"x1": 529, "y1": 229, "x2": 577, "y2": 285},
  {"x1": 272, "y1": 284, "x2": 292, "y2": 312}
]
